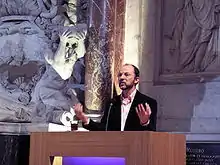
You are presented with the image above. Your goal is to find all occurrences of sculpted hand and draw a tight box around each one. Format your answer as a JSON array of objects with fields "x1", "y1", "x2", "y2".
[
  {"x1": 59, "y1": 27, "x2": 86, "y2": 44},
  {"x1": 59, "y1": 28, "x2": 75, "y2": 44},
  {"x1": 73, "y1": 103, "x2": 88, "y2": 124},
  {"x1": 45, "y1": 24, "x2": 87, "y2": 80},
  {"x1": 136, "y1": 103, "x2": 151, "y2": 125},
  {"x1": 59, "y1": 26, "x2": 86, "y2": 61}
]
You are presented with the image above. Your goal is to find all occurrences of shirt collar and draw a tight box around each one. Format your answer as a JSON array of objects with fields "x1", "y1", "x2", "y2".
[
  {"x1": 129, "y1": 88, "x2": 137, "y2": 100},
  {"x1": 121, "y1": 89, "x2": 137, "y2": 104}
]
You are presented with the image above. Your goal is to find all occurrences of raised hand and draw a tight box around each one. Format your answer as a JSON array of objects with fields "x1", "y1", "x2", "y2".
[
  {"x1": 59, "y1": 28, "x2": 73, "y2": 44},
  {"x1": 73, "y1": 103, "x2": 88, "y2": 124},
  {"x1": 45, "y1": 24, "x2": 87, "y2": 80},
  {"x1": 136, "y1": 103, "x2": 151, "y2": 125},
  {"x1": 59, "y1": 25, "x2": 87, "y2": 45}
]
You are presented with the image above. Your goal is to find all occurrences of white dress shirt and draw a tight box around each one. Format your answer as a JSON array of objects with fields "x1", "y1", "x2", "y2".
[{"x1": 121, "y1": 89, "x2": 137, "y2": 131}]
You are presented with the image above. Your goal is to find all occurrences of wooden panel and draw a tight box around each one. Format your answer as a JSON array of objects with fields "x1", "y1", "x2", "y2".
[
  {"x1": 29, "y1": 132, "x2": 186, "y2": 165},
  {"x1": 141, "y1": 132, "x2": 186, "y2": 165}
]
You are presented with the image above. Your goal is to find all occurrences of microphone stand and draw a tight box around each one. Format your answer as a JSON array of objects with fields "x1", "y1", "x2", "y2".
[{"x1": 105, "y1": 102, "x2": 113, "y2": 131}]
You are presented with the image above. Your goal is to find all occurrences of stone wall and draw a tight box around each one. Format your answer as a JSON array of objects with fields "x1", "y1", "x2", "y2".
[{"x1": 124, "y1": 0, "x2": 220, "y2": 133}]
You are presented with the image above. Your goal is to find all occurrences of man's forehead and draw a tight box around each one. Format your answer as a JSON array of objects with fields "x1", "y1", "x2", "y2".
[{"x1": 119, "y1": 65, "x2": 134, "y2": 73}]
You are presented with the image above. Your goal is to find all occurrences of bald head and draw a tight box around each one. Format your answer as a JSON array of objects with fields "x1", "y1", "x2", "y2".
[{"x1": 123, "y1": 64, "x2": 140, "y2": 77}]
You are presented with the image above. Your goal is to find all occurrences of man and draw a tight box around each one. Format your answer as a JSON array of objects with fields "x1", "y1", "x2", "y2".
[{"x1": 74, "y1": 64, "x2": 157, "y2": 131}]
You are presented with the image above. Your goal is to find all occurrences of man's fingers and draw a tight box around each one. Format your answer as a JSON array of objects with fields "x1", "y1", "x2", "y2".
[
  {"x1": 140, "y1": 104, "x2": 145, "y2": 111},
  {"x1": 145, "y1": 103, "x2": 152, "y2": 115},
  {"x1": 137, "y1": 103, "x2": 151, "y2": 116},
  {"x1": 136, "y1": 107, "x2": 141, "y2": 118},
  {"x1": 74, "y1": 103, "x2": 83, "y2": 112},
  {"x1": 138, "y1": 104, "x2": 146, "y2": 116},
  {"x1": 138, "y1": 104, "x2": 142, "y2": 111}
]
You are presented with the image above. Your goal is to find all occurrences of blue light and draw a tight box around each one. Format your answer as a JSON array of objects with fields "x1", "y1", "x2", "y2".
[{"x1": 63, "y1": 157, "x2": 126, "y2": 165}]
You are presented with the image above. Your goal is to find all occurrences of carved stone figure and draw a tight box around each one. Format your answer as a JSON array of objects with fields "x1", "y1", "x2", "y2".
[
  {"x1": 0, "y1": 33, "x2": 47, "y2": 122},
  {"x1": 166, "y1": 0, "x2": 220, "y2": 73},
  {"x1": 33, "y1": 23, "x2": 87, "y2": 124},
  {"x1": 45, "y1": 24, "x2": 87, "y2": 79},
  {"x1": 0, "y1": 0, "x2": 88, "y2": 125}
]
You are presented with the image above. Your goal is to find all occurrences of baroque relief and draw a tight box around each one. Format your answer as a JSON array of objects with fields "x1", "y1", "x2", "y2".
[
  {"x1": 161, "y1": 0, "x2": 220, "y2": 77},
  {"x1": 0, "y1": 0, "x2": 88, "y2": 124}
]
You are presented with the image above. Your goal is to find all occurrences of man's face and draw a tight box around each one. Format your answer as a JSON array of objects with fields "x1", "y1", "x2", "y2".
[{"x1": 118, "y1": 65, "x2": 139, "y2": 90}]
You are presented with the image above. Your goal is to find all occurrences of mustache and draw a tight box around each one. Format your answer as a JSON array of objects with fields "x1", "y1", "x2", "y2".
[{"x1": 119, "y1": 81, "x2": 126, "y2": 84}]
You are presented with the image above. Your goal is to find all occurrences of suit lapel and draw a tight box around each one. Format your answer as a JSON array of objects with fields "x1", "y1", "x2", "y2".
[
  {"x1": 130, "y1": 90, "x2": 141, "y2": 111},
  {"x1": 112, "y1": 96, "x2": 121, "y2": 130}
]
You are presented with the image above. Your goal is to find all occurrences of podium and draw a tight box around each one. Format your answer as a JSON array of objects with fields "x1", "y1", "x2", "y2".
[{"x1": 29, "y1": 131, "x2": 186, "y2": 165}]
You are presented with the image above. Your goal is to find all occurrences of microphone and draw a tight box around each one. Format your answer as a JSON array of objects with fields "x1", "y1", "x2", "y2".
[{"x1": 105, "y1": 98, "x2": 115, "y2": 131}]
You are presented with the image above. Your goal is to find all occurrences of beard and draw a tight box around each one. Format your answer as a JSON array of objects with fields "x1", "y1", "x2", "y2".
[{"x1": 119, "y1": 81, "x2": 135, "y2": 90}]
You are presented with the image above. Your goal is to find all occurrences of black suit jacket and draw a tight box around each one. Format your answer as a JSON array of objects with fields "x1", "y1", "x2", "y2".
[{"x1": 83, "y1": 90, "x2": 157, "y2": 131}]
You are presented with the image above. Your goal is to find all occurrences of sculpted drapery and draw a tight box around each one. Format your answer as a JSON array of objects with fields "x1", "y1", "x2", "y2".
[{"x1": 168, "y1": 0, "x2": 220, "y2": 73}]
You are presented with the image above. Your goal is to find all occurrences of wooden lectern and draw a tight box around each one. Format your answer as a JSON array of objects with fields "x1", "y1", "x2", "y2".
[{"x1": 29, "y1": 131, "x2": 186, "y2": 165}]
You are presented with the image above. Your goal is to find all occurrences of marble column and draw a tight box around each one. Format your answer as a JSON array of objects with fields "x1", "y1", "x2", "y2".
[{"x1": 85, "y1": 0, "x2": 125, "y2": 114}]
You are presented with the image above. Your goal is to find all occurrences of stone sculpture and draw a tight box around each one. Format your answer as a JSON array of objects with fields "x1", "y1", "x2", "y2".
[
  {"x1": 166, "y1": 0, "x2": 220, "y2": 73},
  {"x1": 0, "y1": 0, "x2": 88, "y2": 127}
]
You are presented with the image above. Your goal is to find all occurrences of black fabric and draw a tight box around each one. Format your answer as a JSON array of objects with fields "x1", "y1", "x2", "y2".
[{"x1": 83, "y1": 90, "x2": 157, "y2": 131}]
